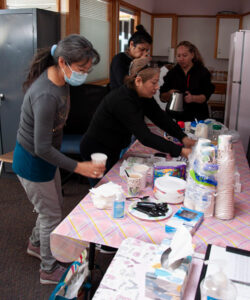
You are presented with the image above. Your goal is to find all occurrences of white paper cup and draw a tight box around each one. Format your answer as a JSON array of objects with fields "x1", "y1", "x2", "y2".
[
  {"x1": 218, "y1": 134, "x2": 233, "y2": 152},
  {"x1": 91, "y1": 153, "x2": 107, "y2": 178},
  {"x1": 132, "y1": 164, "x2": 149, "y2": 189},
  {"x1": 127, "y1": 173, "x2": 142, "y2": 196}
]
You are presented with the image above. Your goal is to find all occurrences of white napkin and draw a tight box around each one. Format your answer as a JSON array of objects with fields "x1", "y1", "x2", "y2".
[
  {"x1": 90, "y1": 182, "x2": 124, "y2": 209},
  {"x1": 90, "y1": 181, "x2": 123, "y2": 197},
  {"x1": 168, "y1": 225, "x2": 194, "y2": 267}
]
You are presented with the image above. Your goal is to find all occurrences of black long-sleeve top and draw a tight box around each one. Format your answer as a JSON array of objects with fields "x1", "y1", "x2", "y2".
[
  {"x1": 160, "y1": 63, "x2": 215, "y2": 121},
  {"x1": 84, "y1": 85, "x2": 187, "y2": 157},
  {"x1": 109, "y1": 52, "x2": 133, "y2": 90}
]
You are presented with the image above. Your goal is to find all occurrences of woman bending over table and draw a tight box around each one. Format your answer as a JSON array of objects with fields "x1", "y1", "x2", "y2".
[
  {"x1": 12, "y1": 34, "x2": 105, "y2": 285},
  {"x1": 80, "y1": 57, "x2": 196, "y2": 186},
  {"x1": 160, "y1": 41, "x2": 214, "y2": 121}
]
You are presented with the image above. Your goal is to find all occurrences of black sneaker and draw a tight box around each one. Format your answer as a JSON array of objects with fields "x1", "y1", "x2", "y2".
[{"x1": 96, "y1": 244, "x2": 117, "y2": 254}]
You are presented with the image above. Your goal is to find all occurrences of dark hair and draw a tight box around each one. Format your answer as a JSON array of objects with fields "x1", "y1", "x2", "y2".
[
  {"x1": 177, "y1": 41, "x2": 204, "y2": 66},
  {"x1": 23, "y1": 34, "x2": 100, "y2": 91},
  {"x1": 128, "y1": 24, "x2": 152, "y2": 47},
  {"x1": 125, "y1": 57, "x2": 159, "y2": 89}
]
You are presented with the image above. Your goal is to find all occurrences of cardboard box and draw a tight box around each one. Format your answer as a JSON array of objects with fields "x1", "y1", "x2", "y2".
[{"x1": 165, "y1": 207, "x2": 204, "y2": 236}]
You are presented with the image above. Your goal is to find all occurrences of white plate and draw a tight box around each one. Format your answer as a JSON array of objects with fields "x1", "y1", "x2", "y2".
[{"x1": 128, "y1": 202, "x2": 172, "y2": 221}]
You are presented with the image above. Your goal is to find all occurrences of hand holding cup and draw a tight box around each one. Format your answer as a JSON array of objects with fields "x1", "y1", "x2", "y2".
[{"x1": 91, "y1": 153, "x2": 107, "y2": 178}]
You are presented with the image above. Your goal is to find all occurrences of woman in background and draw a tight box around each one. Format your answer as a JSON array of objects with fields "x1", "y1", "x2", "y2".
[
  {"x1": 160, "y1": 41, "x2": 214, "y2": 121},
  {"x1": 12, "y1": 34, "x2": 105, "y2": 284},
  {"x1": 110, "y1": 24, "x2": 152, "y2": 90},
  {"x1": 81, "y1": 57, "x2": 195, "y2": 187}
]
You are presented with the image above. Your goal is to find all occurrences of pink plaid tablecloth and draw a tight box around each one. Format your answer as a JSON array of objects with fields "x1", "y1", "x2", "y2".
[{"x1": 51, "y1": 127, "x2": 250, "y2": 262}]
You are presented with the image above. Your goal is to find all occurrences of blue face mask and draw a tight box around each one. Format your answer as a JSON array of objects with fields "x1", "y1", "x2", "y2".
[{"x1": 63, "y1": 63, "x2": 88, "y2": 86}]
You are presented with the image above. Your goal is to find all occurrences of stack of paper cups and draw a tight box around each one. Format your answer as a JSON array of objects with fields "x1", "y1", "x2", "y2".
[
  {"x1": 215, "y1": 135, "x2": 235, "y2": 220},
  {"x1": 217, "y1": 134, "x2": 233, "y2": 152}
]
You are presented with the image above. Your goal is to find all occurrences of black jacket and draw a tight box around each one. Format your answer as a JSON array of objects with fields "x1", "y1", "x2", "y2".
[
  {"x1": 160, "y1": 63, "x2": 215, "y2": 121},
  {"x1": 109, "y1": 52, "x2": 133, "y2": 90},
  {"x1": 83, "y1": 85, "x2": 186, "y2": 157}
]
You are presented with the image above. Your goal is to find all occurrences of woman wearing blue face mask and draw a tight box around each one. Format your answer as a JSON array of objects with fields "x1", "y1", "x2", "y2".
[{"x1": 12, "y1": 34, "x2": 105, "y2": 285}]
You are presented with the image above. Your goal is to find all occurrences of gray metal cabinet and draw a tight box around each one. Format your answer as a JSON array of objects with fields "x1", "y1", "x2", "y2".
[{"x1": 0, "y1": 9, "x2": 60, "y2": 171}]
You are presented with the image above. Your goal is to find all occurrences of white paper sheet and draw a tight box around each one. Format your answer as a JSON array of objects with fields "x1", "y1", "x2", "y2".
[{"x1": 206, "y1": 245, "x2": 250, "y2": 300}]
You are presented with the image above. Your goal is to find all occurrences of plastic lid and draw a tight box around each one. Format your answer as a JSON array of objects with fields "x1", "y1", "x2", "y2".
[
  {"x1": 198, "y1": 120, "x2": 205, "y2": 123},
  {"x1": 177, "y1": 121, "x2": 185, "y2": 128},
  {"x1": 191, "y1": 121, "x2": 197, "y2": 127},
  {"x1": 213, "y1": 124, "x2": 222, "y2": 130}
]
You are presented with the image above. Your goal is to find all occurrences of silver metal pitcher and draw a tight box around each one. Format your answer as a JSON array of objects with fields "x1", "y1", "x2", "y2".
[{"x1": 167, "y1": 92, "x2": 184, "y2": 112}]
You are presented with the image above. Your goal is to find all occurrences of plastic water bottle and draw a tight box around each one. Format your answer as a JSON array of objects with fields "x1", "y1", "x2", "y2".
[
  {"x1": 113, "y1": 193, "x2": 125, "y2": 219},
  {"x1": 200, "y1": 260, "x2": 237, "y2": 300}
]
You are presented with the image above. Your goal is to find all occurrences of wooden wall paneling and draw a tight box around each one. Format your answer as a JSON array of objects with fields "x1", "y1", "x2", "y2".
[
  {"x1": 66, "y1": 0, "x2": 79, "y2": 35},
  {"x1": 110, "y1": 0, "x2": 119, "y2": 57},
  {"x1": 108, "y1": 0, "x2": 114, "y2": 63},
  {"x1": 239, "y1": 15, "x2": 243, "y2": 29},
  {"x1": 214, "y1": 16, "x2": 220, "y2": 58},
  {"x1": 150, "y1": 14, "x2": 154, "y2": 56},
  {"x1": 171, "y1": 14, "x2": 178, "y2": 49},
  {"x1": 242, "y1": 11, "x2": 250, "y2": 17},
  {"x1": 0, "y1": 0, "x2": 6, "y2": 9},
  {"x1": 56, "y1": 0, "x2": 60, "y2": 12}
]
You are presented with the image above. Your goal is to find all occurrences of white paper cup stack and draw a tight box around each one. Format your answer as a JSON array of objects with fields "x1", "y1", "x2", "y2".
[
  {"x1": 215, "y1": 135, "x2": 235, "y2": 220},
  {"x1": 218, "y1": 135, "x2": 233, "y2": 152}
]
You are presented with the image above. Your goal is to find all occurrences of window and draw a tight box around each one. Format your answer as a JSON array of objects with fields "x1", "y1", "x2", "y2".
[
  {"x1": 5, "y1": 0, "x2": 59, "y2": 11},
  {"x1": 119, "y1": 6, "x2": 138, "y2": 52},
  {"x1": 80, "y1": 0, "x2": 112, "y2": 83}
]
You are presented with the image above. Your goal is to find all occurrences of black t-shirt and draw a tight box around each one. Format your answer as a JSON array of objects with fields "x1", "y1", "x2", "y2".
[
  {"x1": 109, "y1": 52, "x2": 133, "y2": 90},
  {"x1": 83, "y1": 85, "x2": 186, "y2": 157},
  {"x1": 160, "y1": 63, "x2": 215, "y2": 121}
]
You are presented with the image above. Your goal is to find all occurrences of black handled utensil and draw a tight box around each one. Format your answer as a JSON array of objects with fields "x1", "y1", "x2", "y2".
[{"x1": 126, "y1": 195, "x2": 150, "y2": 200}]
